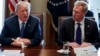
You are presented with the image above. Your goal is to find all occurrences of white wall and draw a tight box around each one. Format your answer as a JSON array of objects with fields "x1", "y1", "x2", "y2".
[
  {"x1": 31, "y1": 0, "x2": 47, "y2": 13},
  {"x1": 89, "y1": 0, "x2": 100, "y2": 30},
  {"x1": 0, "y1": 0, "x2": 5, "y2": 33}
]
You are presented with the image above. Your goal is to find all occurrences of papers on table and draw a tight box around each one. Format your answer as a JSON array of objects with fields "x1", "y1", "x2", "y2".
[
  {"x1": 57, "y1": 49, "x2": 70, "y2": 54},
  {"x1": 74, "y1": 45, "x2": 97, "y2": 56},
  {"x1": 0, "y1": 44, "x2": 1, "y2": 46},
  {"x1": 2, "y1": 50, "x2": 24, "y2": 56}
]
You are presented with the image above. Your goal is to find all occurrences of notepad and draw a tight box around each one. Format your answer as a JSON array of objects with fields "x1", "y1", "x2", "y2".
[
  {"x1": 74, "y1": 45, "x2": 97, "y2": 56},
  {"x1": 2, "y1": 50, "x2": 24, "y2": 56}
]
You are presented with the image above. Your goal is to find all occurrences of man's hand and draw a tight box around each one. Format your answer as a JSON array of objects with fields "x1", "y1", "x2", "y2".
[
  {"x1": 19, "y1": 38, "x2": 31, "y2": 46},
  {"x1": 11, "y1": 37, "x2": 31, "y2": 47},
  {"x1": 65, "y1": 42, "x2": 92, "y2": 48},
  {"x1": 80, "y1": 42, "x2": 91, "y2": 47},
  {"x1": 11, "y1": 38, "x2": 22, "y2": 47},
  {"x1": 68, "y1": 42, "x2": 80, "y2": 48}
]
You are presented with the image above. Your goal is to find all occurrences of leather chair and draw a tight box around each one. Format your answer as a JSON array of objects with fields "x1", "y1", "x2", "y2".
[
  {"x1": 30, "y1": 12, "x2": 44, "y2": 46},
  {"x1": 30, "y1": 12, "x2": 44, "y2": 38}
]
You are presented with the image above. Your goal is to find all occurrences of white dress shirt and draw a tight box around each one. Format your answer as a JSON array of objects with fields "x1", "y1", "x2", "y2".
[
  {"x1": 18, "y1": 18, "x2": 27, "y2": 30},
  {"x1": 74, "y1": 18, "x2": 85, "y2": 42}
]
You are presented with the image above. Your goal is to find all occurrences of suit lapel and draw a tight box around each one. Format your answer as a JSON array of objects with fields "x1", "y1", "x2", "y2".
[
  {"x1": 69, "y1": 19, "x2": 75, "y2": 41},
  {"x1": 24, "y1": 21, "x2": 31, "y2": 33},
  {"x1": 12, "y1": 16, "x2": 20, "y2": 36},
  {"x1": 84, "y1": 19, "x2": 91, "y2": 41},
  {"x1": 24, "y1": 16, "x2": 33, "y2": 36}
]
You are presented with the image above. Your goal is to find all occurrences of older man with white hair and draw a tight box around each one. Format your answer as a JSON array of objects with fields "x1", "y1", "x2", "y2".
[{"x1": 0, "y1": 1, "x2": 42, "y2": 47}]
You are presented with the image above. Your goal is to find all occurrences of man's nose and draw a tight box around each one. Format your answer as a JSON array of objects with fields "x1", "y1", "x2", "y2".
[{"x1": 24, "y1": 11, "x2": 27, "y2": 15}]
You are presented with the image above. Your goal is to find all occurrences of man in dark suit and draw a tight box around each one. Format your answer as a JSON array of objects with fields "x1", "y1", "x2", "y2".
[
  {"x1": 58, "y1": 1, "x2": 100, "y2": 48},
  {"x1": 0, "y1": 1, "x2": 42, "y2": 47}
]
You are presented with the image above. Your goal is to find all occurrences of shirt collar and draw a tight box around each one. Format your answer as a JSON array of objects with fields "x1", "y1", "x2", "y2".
[
  {"x1": 75, "y1": 18, "x2": 84, "y2": 25},
  {"x1": 18, "y1": 18, "x2": 27, "y2": 25}
]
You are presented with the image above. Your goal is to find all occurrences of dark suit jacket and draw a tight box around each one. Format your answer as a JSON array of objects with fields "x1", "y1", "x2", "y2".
[
  {"x1": 58, "y1": 18, "x2": 100, "y2": 48},
  {"x1": 0, "y1": 15, "x2": 42, "y2": 46}
]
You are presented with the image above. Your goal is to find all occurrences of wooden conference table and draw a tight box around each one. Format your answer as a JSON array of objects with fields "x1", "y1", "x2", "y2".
[{"x1": 0, "y1": 45, "x2": 76, "y2": 56}]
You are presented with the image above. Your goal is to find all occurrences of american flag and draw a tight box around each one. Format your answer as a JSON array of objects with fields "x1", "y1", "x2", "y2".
[{"x1": 8, "y1": 0, "x2": 30, "y2": 13}]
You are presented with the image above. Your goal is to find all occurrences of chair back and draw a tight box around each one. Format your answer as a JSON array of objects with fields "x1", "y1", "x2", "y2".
[{"x1": 30, "y1": 12, "x2": 44, "y2": 37}]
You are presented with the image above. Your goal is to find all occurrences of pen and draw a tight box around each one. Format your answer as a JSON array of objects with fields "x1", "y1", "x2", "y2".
[
  {"x1": 21, "y1": 41, "x2": 27, "y2": 49},
  {"x1": 16, "y1": 37, "x2": 20, "y2": 41},
  {"x1": 16, "y1": 37, "x2": 27, "y2": 48}
]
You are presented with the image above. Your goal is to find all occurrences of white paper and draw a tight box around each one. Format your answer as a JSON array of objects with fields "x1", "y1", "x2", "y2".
[
  {"x1": 74, "y1": 45, "x2": 97, "y2": 56},
  {"x1": 57, "y1": 49, "x2": 70, "y2": 54},
  {"x1": 2, "y1": 50, "x2": 24, "y2": 56}
]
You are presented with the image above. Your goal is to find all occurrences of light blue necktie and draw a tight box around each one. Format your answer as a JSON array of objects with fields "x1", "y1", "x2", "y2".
[
  {"x1": 76, "y1": 23, "x2": 82, "y2": 45},
  {"x1": 20, "y1": 22, "x2": 25, "y2": 37}
]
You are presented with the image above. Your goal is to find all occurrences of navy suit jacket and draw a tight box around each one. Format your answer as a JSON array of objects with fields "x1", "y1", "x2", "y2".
[
  {"x1": 0, "y1": 15, "x2": 42, "y2": 46},
  {"x1": 58, "y1": 18, "x2": 100, "y2": 48}
]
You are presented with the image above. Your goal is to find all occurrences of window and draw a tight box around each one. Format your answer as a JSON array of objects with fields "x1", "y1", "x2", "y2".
[
  {"x1": 0, "y1": 0, "x2": 5, "y2": 33},
  {"x1": 89, "y1": 0, "x2": 100, "y2": 30}
]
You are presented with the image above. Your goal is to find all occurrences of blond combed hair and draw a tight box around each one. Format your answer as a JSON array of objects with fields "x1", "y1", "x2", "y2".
[{"x1": 74, "y1": 1, "x2": 88, "y2": 13}]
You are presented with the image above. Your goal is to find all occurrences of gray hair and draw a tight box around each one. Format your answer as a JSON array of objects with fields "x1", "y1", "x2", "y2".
[
  {"x1": 78, "y1": 0, "x2": 89, "y2": 3},
  {"x1": 15, "y1": 1, "x2": 31, "y2": 12},
  {"x1": 74, "y1": 1, "x2": 88, "y2": 12}
]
